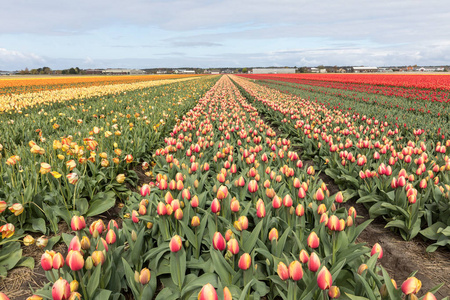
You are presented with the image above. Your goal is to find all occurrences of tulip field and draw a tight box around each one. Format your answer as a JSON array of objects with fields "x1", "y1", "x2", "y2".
[{"x1": 0, "y1": 73, "x2": 449, "y2": 299}]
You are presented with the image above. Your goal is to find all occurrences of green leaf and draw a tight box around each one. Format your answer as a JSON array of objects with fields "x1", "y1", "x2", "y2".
[
  {"x1": 93, "y1": 289, "x2": 112, "y2": 300},
  {"x1": 16, "y1": 257, "x2": 35, "y2": 269},
  {"x1": 31, "y1": 218, "x2": 47, "y2": 234},
  {"x1": 87, "y1": 264, "x2": 102, "y2": 298},
  {"x1": 121, "y1": 258, "x2": 140, "y2": 298},
  {"x1": 86, "y1": 191, "x2": 116, "y2": 217},
  {"x1": 181, "y1": 273, "x2": 218, "y2": 297},
  {"x1": 344, "y1": 293, "x2": 370, "y2": 300},
  {"x1": 242, "y1": 220, "x2": 263, "y2": 253}
]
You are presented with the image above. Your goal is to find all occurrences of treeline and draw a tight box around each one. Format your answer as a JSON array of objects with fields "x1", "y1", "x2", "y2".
[{"x1": 18, "y1": 67, "x2": 84, "y2": 75}]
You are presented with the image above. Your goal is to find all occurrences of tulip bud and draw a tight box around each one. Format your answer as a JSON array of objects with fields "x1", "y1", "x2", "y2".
[
  {"x1": 52, "y1": 278, "x2": 70, "y2": 300},
  {"x1": 307, "y1": 232, "x2": 320, "y2": 248},
  {"x1": 317, "y1": 266, "x2": 332, "y2": 290},
  {"x1": 227, "y1": 238, "x2": 239, "y2": 255},
  {"x1": 52, "y1": 252, "x2": 65, "y2": 270},
  {"x1": 170, "y1": 235, "x2": 182, "y2": 252},
  {"x1": 71, "y1": 215, "x2": 86, "y2": 231},
  {"x1": 106, "y1": 229, "x2": 116, "y2": 245},
  {"x1": 357, "y1": 264, "x2": 368, "y2": 275},
  {"x1": 371, "y1": 243, "x2": 383, "y2": 259},
  {"x1": 70, "y1": 280, "x2": 79, "y2": 292},
  {"x1": 238, "y1": 253, "x2": 251, "y2": 270},
  {"x1": 41, "y1": 250, "x2": 55, "y2": 271},
  {"x1": 211, "y1": 198, "x2": 221, "y2": 213},
  {"x1": 277, "y1": 262, "x2": 289, "y2": 281},
  {"x1": 91, "y1": 250, "x2": 105, "y2": 266},
  {"x1": 198, "y1": 283, "x2": 218, "y2": 300},
  {"x1": 223, "y1": 287, "x2": 232, "y2": 300},
  {"x1": 212, "y1": 232, "x2": 226, "y2": 251},
  {"x1": 401, "y1": 277, "x2": 422, "y2": 295},
  {"x1": 308, "y1": 252, "x2": 320, "y2": 272},
  {"x1": 422, "y1": 292, "x2": 437, "y2": 300},
  {"x1": 289, "y1": 261, "x2": 303, "y2": 281},
  {"x1": 66, "y1": 250, "x2": 84, "y2": 271},
  {"x1": 139, "y1": 268, "x2": 151, "y2": 285},
  {"x1": 26, "y1": 295, "x2": 43, "y2": 300},
  {"x1": 299, "y1": 249, "x2": 309, "y2": 264},
  {"x1": 191, "y1": 216, "x2": 200, "y2": 227},
  {"x1": 328, "y1": 286, "x2": 340, "y2": 298},
  {"x1": 268, "y1": 228, "x2": 279, "y2": 242},
  {"x1": 335, "y1": 191, "x2": 343, "y2": 203}
]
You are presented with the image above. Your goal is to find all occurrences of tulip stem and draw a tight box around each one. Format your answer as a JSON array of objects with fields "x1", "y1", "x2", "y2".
[
  {"x1": 323, "y1": 290, "x2": 328, "y2": 300},
  {"x1": 332, "y1": 232, "x2": 336, "y2": 265}
]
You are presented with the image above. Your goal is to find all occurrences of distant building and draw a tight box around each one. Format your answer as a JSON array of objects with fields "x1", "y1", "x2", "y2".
[
  {"x1": 84, "y1": 69, "x2": 103, "y2": 75},
  {"x1": 252, "y1": 68, "x2": 296, "y2": 74},
  {"x1": 175, "y1": 69, "x2": 196, "y2": 74},
  {"x1": 102, "y1": 69, "x2": 146, "y2": 75},
  {"x1": 352, "y1": 67, "x2": 378, "y2": 73}
]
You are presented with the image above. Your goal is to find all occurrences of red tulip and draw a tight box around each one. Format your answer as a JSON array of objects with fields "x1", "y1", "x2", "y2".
[
  {"x1": 198, "y1": 283, "x2": 218, "y2": 300},
  {"x1": 157, "y1": 202, "x2": 167, "y2": 215},
  {"x1": 282, "y1": 194, "x2": 293, "y2": 207},
  {"x1": 268, "y1": 228, "x2": 279, "y2": 241},
  {"x1": 191, "y1": 195, "x2": 199, "y2": 208},
  {"x1": 289, "y1": 261, "x2": 303, "y2": 281},
  {"x1": 295, "y1": 204, "x2": 304, "y2": 216},
  {"x1": 41, "y1": 250, "x2": 55, "y2": 271},
  {"x1": 0, "y1": 292, "x2": 9, "y2": 300},
  {"x1": 371, "y1": 243, "x2": 383, "y2": 259},
  {"x1": 230, "y1": 199, "x2": 240, "y2": 212},
  {"x1": 272, "y1": 195, "x2": 282, "y2": 209},
  {"x1": 315, "y1": 188, "x2": 325, "y2": 201},
  {"x1": 277, "y1": 262, "x2": 289, "y2": 281},
  {"x1": 70, "y1": 215, "x2": 86, "y2": 231},
  {"x1": 256, "y1": 199, "x2": 266, "y2": 218},
  {"x1": 334, "y1": 191, "x2": 343, "y2": 203},
  {"x1": 307, "y1": 232, "x2": 320, "y2": 249},
  {"x1": 69, "y1": 236, "x2": 81, "y2": 252},
  {"x1": 52, "y1": 252, "x2": 65, "y2": 270},
  {"x1": 52, "y1": 278, "x2": 70, "y2": 300},
  {"x1": 401, "y1": 277, "x2": 422, "y2": 295},
  {"x1": 106, "y1": 229, "x2": 116, "y2": 244},
  {"x1": 227, "y1": 238, "x2": 239, "y2": 255},
  {"x1": 211, "y1": 198, "x2": 221, "y2": 213},
  {"x1": 66, "y1": 250, "x2": 84, "y2": 271},
  {"x1": 308, "y1": 252, "x2": 320, "y2": 272},
  {"x1": 217, "y1": 185, "x2": 228, "y2": 200},
  {"x1": 140, "y1": 184, "x2": 151, "y2": 196},
  {"x1": 317, "y1": 266, "x2": 332, "y2": 290},
  {"x1": 170, "y1": 235, "x2": 182, "y2": 252},
  {"x1": 297, "y1": 250, "x2": 308, "y2": 264},
  {"x1": 212, "y1": 232, "x2": 226, "y2": 251},
  {"x1": 248, "y1": 180, "x2": 258, "y2": 193},
  {"x1": 238, "y1": 253, "x2": 251, "y2": 270}
]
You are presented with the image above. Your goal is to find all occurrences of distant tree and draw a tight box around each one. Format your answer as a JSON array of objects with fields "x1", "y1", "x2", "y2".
[
  {"x1": 318, "y1": 65, "x2": 325, "y2": 69},
  {"x1": 69, "y1": 68, "x2": 77, "y2": 74},
  {"x1": 242, "y1": 68, "x2": 248, "y2": 73},
  {"x1": 297, "y1": 67, "x2": 307, "y2": 73}
]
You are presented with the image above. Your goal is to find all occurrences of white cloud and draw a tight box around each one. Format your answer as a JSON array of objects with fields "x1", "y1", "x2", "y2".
[{"x1": 0, "y1": 48, "x2": 46, "y2": 70}]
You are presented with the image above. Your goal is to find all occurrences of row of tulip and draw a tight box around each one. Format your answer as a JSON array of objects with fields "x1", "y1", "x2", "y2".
[
  {"x1": 233, "y1": 75, "x2": 450, "y2": 252},
  {"x1": 17, "y1": 75, "x2": 443, "y2": 299},
  {"x1": 0, "y1": 76, "x2": 218, "y2": 278},
  {"x1": 244, "y1": 73, "x2": 450, "y2": 91},
  {"x1": 243, "y1": 76, "x2": 449, "y2": 139},
  {"x1": 0, "y1": 74, "x2": 202, "y2": 96}
]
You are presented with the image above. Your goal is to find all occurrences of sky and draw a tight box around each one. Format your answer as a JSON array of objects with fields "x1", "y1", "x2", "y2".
[{"x1": 1, "y1": 0, "x2": 449, "y2": 70}]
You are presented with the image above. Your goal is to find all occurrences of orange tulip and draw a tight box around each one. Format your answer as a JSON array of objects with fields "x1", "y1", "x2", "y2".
[
  {"x1": 71, "y1": 215, "x2": 86, "y2": 231},
  {"x1": 299, "y1": 249, "x2": 309, "y2": 264},
  {"x1": 328, "y1": 286, "x2": 340, "y2": 298},
  {"x1": 139, "y1": 268, "x2": 151, "y2": 285},
  {"x1": 212, "y1": 232, "x2": 226, "y2": 251},
  {"x1": 227, "y1": 238, "x2": 239, "y2": 255},
  {"x1": 91, "y1": 250, "x2": 105, "y2": 266},
  {"x1": 371, "y1": 243, "x2": 383, "y2": 259}
]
